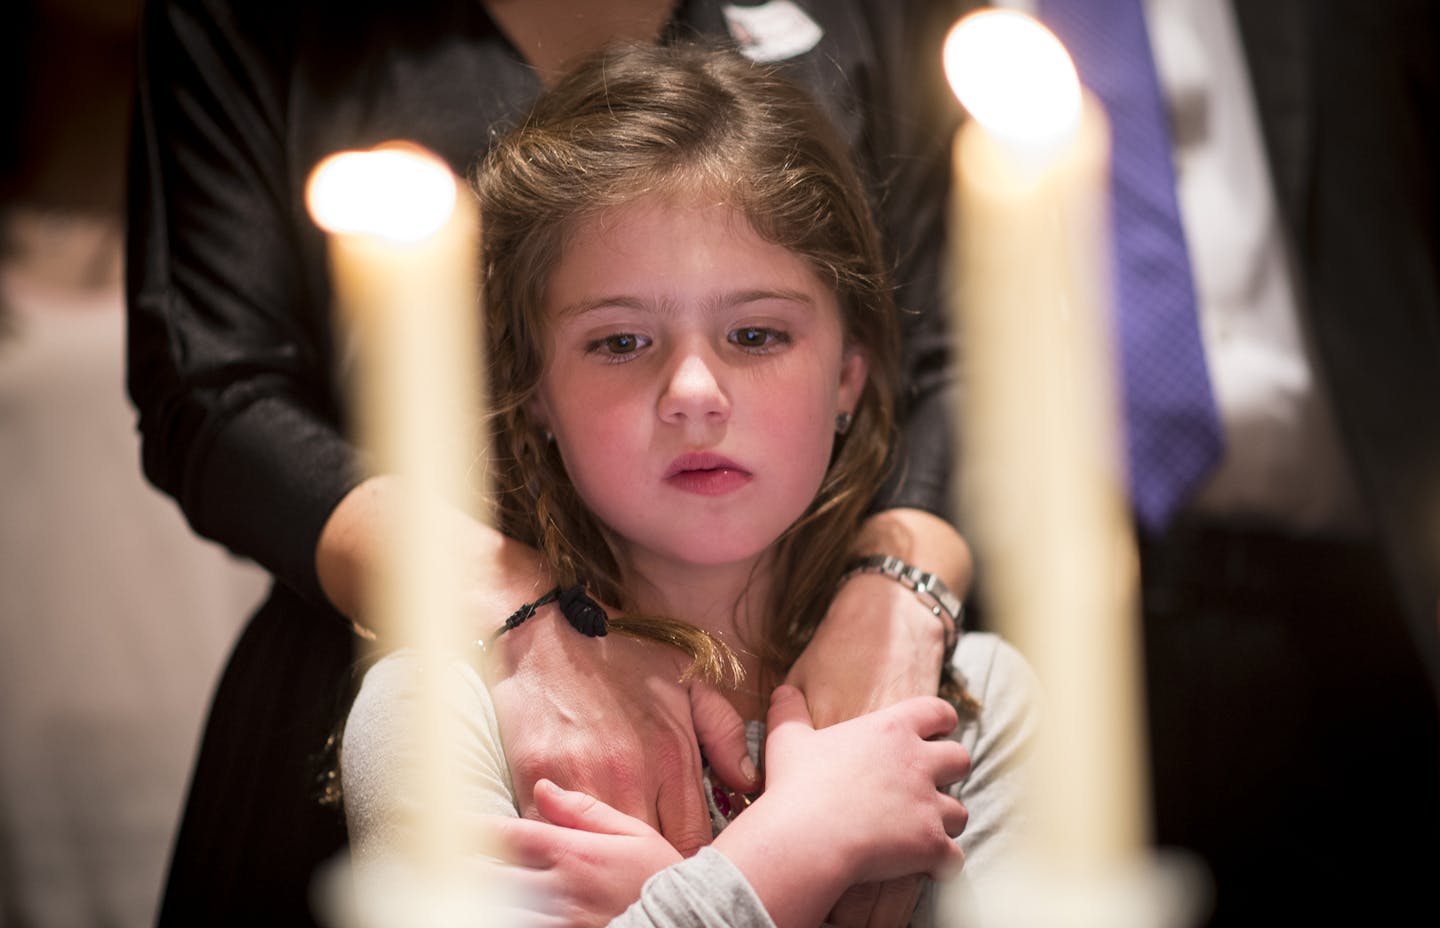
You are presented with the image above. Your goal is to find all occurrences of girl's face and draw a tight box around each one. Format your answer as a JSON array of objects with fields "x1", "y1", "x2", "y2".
[{"x1": 530, "y1": 195, "x2": 868, "y2": 579}]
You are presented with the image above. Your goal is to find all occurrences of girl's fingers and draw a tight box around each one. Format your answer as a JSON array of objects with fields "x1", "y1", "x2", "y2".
[
  {"x1": 893, "y1": 694, "x2": 961, "y2": 741},
  {"x1": 488, "y1": 815, "x2": 565, "y2": 869},
  {"x1": 532, "y1": 778, "x2": 658, "y2": 839},
  {"x1": 939, "y1": 794, "x2": 970, "y2": 839},
  {"x1": 476, "y1": 859, "x2": 582, "y2": 928},
  {"x1": 928, "y1": 839, "x2": 966, "y2": 880},
  {"x1": 927, "y1": 739, "x2": 973, "y2": 790}
]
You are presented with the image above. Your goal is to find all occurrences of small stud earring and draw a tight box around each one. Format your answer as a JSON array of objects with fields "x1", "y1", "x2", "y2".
[{"x1": 835, "y1": 411, "x2": 853, "y2": 435}]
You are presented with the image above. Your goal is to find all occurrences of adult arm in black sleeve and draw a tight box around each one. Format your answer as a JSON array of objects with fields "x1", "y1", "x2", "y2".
[
  {"x1": 862, "y1": 0, "x2": 982, "y2": 521},
  {"x1": 126, "y1": 0, "x2": 359, "y2": 607}
]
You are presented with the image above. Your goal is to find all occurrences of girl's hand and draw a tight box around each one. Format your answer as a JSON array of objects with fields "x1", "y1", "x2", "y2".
[
  {"x1": 765, "y1": 686, "x2": 970, "y2": 883},
  {"x1": 490, "y1": 778, "x2": 683, "y2": 927},
  {"x1": 714, "y1": 686, "x2": 970, "y2": 928}
]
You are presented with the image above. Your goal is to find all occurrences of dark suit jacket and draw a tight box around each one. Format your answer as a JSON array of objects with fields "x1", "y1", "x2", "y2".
[{"x1": 1234, "y1": 0, "x2": 1440, "y2": 689}]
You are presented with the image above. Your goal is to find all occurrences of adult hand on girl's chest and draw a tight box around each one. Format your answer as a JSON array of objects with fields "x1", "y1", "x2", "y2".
[{"x1": 487, "y1": 610, "x2": 755, "y2": 856}]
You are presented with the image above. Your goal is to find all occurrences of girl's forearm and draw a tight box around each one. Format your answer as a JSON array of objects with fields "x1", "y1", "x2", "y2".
[{"x1": 710, "y1": 800, "x2": 851, "y2": 928}]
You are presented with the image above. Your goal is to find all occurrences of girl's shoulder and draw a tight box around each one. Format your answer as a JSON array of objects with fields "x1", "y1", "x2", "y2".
[
  {"x1": 952, "y1": 632, "x2": 1040, "y2": 710},
  {"x1": 348, "y1": 649, "x2": 496, "y2": 732},
  {"x1": 949, "y1": 632, "x2": 1042, "y2": 762},
  {"x1": 343, "y1": 651, "x2": 514, "y2": 847}
]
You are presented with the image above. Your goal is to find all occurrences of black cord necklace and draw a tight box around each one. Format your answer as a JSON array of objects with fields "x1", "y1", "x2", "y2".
[{"x1": 495, "y1": 584, "x2": 609, "y2": 638}]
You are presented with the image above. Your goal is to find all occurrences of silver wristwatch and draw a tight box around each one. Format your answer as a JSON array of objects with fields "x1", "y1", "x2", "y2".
[{"x1": 839, "y1": 555, "x2": 963, "y2": 658}]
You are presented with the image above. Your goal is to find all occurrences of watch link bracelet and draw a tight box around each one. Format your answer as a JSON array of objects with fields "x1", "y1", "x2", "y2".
[{"x1": 839, "y1": 554, "x2": 963, "y2": 661}]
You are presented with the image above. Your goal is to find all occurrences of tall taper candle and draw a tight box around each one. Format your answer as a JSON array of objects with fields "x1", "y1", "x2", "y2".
[
  {"x1": 945, "y1": 10, "x2": 1149, "y2": 873},
  {"x1": 308, "y1": 145, "x2": 487, "y2": 925}
]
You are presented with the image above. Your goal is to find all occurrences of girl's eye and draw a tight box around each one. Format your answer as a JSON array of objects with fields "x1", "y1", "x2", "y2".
[
  {"x1": 586, "y1": 332, "x2": 650, "y2": 359},
  {"x1": 729, "y1": 326, "x2": 789, "y2": 351}
]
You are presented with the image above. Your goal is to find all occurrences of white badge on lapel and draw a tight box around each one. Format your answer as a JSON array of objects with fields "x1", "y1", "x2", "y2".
[{"x1": 722, "y1": 2, "x2": 824, "y2": 62}]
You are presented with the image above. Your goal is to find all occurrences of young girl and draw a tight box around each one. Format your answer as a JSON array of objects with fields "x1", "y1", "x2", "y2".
[{"x1": 342, "y1": 42, "x2": 1036, "y2": 928}]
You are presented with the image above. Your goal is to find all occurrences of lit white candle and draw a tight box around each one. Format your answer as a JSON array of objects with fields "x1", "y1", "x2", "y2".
[
  {"x1": 308, "y1": 145, "x2": 489, "y2": 924},
  {"x1": 945, "y1": 5, "x2": 1146, "y2": 877}
]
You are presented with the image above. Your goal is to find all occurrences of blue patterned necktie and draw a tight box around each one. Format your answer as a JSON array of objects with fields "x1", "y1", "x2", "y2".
[{"x1": 1037, "y1": 0, "x2": 1224, "y2": 531}]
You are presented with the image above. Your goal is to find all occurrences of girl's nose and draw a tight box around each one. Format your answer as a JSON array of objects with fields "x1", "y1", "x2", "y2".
[{"x1": 657, "y1": 348, "x2": 730, "y2": 426}]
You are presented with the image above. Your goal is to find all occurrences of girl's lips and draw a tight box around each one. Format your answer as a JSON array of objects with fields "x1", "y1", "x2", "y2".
[
  {"x1": 664, "y1": 452, "x2": 752, "y2": 496},
  {"x1": 664, "y1": 452, "x2": 747, "y2": 478},
  {"x1": 666, "y1": 467, "x2": 753, "y2": 496}
]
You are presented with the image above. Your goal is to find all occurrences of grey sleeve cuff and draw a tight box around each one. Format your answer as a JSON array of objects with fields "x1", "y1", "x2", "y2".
[{"x1": 612, "y1": 847, "x2": 777, "y2": 928}]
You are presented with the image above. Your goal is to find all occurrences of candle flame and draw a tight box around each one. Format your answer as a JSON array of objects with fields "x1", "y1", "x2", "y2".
[
  {"x1": 307, "y1": 146, "x2": 458, "y2": 244},
  {"x1": 943, "y1": 10, "x2": 1082, "y2": 152}
]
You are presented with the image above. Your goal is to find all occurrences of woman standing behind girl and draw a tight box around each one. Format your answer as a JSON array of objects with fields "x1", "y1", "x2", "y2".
[{"x1": 342, "y1": 42, "x2": 1037, "y2": 928}]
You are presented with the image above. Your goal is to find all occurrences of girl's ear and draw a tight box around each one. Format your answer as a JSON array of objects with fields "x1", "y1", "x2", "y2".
[
  {"x1": 526, "y1": 393, "x2": 551, "y2": 432},
  {"x1": 837, "y1": 342, "x2": 869, "y2": 414}
]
